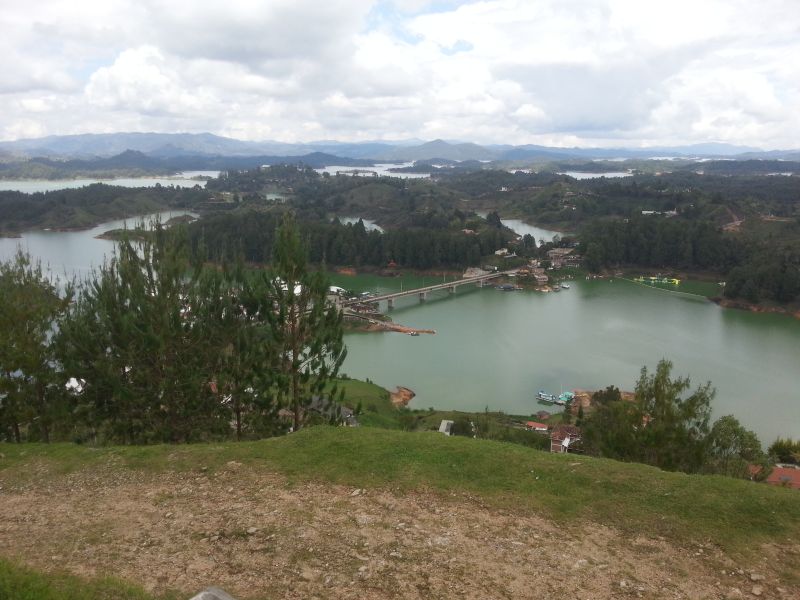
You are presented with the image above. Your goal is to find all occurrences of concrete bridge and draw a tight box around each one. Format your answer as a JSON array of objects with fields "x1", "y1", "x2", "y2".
[{"x1": 343, "y1": 269, "x2": 516, "y2": 309}]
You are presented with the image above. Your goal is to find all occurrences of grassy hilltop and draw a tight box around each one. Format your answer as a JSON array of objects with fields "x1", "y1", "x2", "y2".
[{"x1": 2, "y1": 427, "x2": 799, "y2": 599}]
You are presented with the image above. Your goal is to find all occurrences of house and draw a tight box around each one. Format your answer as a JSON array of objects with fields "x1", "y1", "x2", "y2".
[
  {"x1": 525, "y1": 421, "x2": 548, "y2": 432},
  {"x1": 546, "y1": 247, "x2": 574, "y2": 268},
  {"x1": 494, "y1": 248, "x2": 509, "y2": 256},
  {"x1": 531, "y1": 267, "x2": 549, "y2": 285},
  {"x1": 438, "y1": 420, "x2": 454, "y2": 436},
  {"x1": 277, "y1": 396, "x2": 359, "y2": 428},
  {"x1": 765, "y1": 465, "x2": 800, "y2": 490},
  {"x1": 550, "y1": 425, "x2": 581, "y2": 453}
]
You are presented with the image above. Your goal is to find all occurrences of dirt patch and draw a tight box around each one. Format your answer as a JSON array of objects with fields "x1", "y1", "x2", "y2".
[
  {"x1": 352, "y1": 320, "x2": 435, "y2": 335},
  {"x1": 569, "y1": 389, "x2": 636, "y2": 417},
  {"x1": 389, "y1": 386, "x2": 415, "y2": 408},
  {"x1": 0, "y1": 464, "x2": 797, "y2": 599}
]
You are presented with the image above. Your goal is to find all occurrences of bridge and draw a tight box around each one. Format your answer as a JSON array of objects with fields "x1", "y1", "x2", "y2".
[{"x1": 342, "y1": 269, "x2": 517, "y2": 309}]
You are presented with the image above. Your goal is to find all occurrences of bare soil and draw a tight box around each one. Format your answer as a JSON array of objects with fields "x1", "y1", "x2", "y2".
[
  {"x1": 0, "y1": 463, "x2": 796, "y2": 599},
  {"x1": 389, "y1": 386, "x2": 416, "y2": 408}
]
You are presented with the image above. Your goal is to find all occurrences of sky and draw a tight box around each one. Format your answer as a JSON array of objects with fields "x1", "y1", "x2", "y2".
[{"x1": 2, "y1": 0, "x2": 799, "y2": 148}]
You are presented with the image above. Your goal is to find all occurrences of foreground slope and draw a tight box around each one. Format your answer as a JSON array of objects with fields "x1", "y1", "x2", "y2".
[{"x1": 1, "y1": 428, "x2": 798, "y2": 599}]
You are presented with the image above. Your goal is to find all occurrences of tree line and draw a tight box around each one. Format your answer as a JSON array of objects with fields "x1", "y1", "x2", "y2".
[
  {"x1": 579, "y1": 215, "x2": 800, "y2": 304},
  {"x1": 578, "y1": 360, "x2": 774, "y2": 479},
  {"x1": 0, "y1": 214, "x2": 345, "y2": 444},
  {"x1": 0, "y1": 184, "x2": 208, "y2": 233},
  {"x1": 189, "y1": 211, "x2": 509, "y2": 270}
]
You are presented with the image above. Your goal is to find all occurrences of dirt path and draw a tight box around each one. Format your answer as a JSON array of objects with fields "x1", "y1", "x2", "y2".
[{"x1": 0, "y1": 464, "x2": 795, "y2": 599}]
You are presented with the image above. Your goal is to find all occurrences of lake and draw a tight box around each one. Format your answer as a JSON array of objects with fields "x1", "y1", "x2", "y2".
[
  {"x1": 475, "y1": 212, "x2": 563, "y2": 245},
  {"x1": 0, "y1": 210, "x2": 197, "y2": 283},
  {"x1": 0, "y1": 171, "x2": 219, "y2": 193},
  {"x1": 2, "y1": 214, "x2": 798, "y2": 444},
  {"x1": 337, "y1": 217, "x2": 384, "y2": 232},
  {"x1": 558, "y1": 171, "x2": 632, "y2": 180},
  {"x1": 315, "y1": 163, "x2": 430, "y2": 179},
  {"x1": 332, "y1": 272, "x2": 800, "y2": 444}
]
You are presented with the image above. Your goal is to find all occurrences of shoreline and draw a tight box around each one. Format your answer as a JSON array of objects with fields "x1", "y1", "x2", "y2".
[{"x1": 710, "y1": 296, "x2": 800, "y2": 320}]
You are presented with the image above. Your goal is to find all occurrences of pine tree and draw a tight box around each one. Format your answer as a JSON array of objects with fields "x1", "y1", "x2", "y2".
[
  {"x1": 57, "y1": 222, "x2": 230, "y2": 442},
  {"x1": 0, "y1": 250, "x2": 70, "y2": 442},
  {"x1": 266, "y1": 213, "x2": 346, "y2": 431}
]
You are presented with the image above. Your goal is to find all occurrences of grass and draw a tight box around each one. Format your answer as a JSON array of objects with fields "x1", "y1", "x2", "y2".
[
  {"x1": 335, "y1": 378, "x2": 400, "y2": 428},
  {"x1": 2, "y1": 427, "x2": 799, "y2": 556},
  {"x1": 0, "y1": 559, "x2": 178, "y2": 600}
]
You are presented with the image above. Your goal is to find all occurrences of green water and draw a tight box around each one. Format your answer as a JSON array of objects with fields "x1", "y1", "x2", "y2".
[
  {"x1": 3, "y1": 213, "x2": 798, "y2": 444},
  {"x1": 331, "y1": 273, "x2": 800, "y2": 443}
]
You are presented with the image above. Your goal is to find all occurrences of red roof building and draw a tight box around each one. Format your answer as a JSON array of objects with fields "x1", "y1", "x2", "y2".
[
  {"x1": 765, "y1": 466, "x2": 800, "y2": 490},
  {"x1": 526, "y1": 421, "x2": 548, "y2": 432}
]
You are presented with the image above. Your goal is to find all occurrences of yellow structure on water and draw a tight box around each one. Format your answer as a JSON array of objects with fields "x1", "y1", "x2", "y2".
[{"x1": 634, "y1": 276, "x2": 681, "y2": 285}]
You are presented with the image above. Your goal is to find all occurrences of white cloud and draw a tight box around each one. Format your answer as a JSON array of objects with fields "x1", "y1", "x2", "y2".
[{"x1": 0, "y1": 0, "x2": 798, "y2": 148}]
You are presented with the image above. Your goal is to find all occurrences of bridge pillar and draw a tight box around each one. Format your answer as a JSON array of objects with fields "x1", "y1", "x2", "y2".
[
  {"x1": 448, "y1": 285, "x2": 456, "y2": 294},
  {"x1": 387, "y1": 298, "x2": 394, "y2": 309},
  {"x1": 419, "y1": 291, "x2": 427, "y2": 301}
]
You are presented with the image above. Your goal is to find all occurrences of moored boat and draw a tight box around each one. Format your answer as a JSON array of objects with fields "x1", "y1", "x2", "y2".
[{"x1": 537, "y1": 390, "x2": 557, "y2": 403}]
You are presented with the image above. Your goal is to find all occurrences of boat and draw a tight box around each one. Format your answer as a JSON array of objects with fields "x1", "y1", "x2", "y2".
[
  {"x1": 558, "y1": 391, "x2": 575, "y2": 404},
  {"x1": 560, "y1": 283, "x2": 570, "y2": 289},
  {"x1": 537, "y1": 390, "x2": 557, "y2": 403}
]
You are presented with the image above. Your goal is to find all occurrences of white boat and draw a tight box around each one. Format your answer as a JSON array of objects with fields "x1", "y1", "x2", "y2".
[
  {"x1": 537, "y1": 390, "x2": 557, "y2": 403},
  {"x1": 561, "y1": 283, "x2": 570, "y2": 289}
]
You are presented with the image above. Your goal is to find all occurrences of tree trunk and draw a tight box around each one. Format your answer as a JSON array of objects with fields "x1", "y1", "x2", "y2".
[
  {"x1": 13, "y1": 420, "x2": 21, "y2": 443},
  {"x1": 37, "y1": 382, "x2": 49, "y2": 443},
  {"x1": 290, "y1": 305, "x2": 301, "y2": 432},
  {"x1": 235, "y1": 395, "x2": 242, "y2": 441}
]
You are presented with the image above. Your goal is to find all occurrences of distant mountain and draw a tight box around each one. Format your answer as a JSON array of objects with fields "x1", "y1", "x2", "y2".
[
  {"x1": 0, "y1": 132, "x2": 280, "y2": 159},
  {"x1": 0, "y1": 150, "x2": 373, "y2": 179},
  {"x1": 375, "y1": 139, "x2": 497, "y2": 161},
  {"x1": 0, "y1": 132, "x2": 795, "y2": 164}
]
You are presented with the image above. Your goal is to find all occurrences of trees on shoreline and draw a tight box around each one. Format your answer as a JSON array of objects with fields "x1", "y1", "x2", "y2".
[
  {"x1": 0, "y1": 216, "x2": 345, "y2": 444},
  {"x1": 581, "y1": 360, "x2": 770, "y2": 478}
]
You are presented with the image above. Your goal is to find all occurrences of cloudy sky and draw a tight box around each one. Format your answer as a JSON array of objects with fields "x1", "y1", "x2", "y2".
[{"x1": 2, "y1": 0, "x2": 799, "y2": 148}]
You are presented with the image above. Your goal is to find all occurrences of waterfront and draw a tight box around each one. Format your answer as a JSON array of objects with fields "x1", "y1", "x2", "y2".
[
  {"x1": 0, "y1": 210, "x2": 197, "y2": 282},
  {"x1": 0, "y1": 171, "x2": 218, "y2": 193},
  {"x1": 333, "y1": 271, "x2": 800, "y2": 443},
  {"x1": 1, "y1": 214, "x2": 797, "y2": 443}
]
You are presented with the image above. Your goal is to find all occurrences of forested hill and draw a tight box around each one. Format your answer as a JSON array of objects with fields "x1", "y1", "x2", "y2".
[
  {"x1": 0, "y1": 150, "x2": 374, "y2": 180},
  {"x1": 188, "y1": 211, "x2": 509, "y2": 270},
  {"x1": 0, "y1": 184, "x2": 208, "y2": 233}
]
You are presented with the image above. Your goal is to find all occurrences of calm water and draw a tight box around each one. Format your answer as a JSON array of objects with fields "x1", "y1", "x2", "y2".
[
  {"x1": 332, "y1": 272, "x2": 800, "y2": 443},
  {"x1": 475, "y1": 212, "x2": 562, "y2": 245},
  {"x1": 0, "y1": 211, "x2": 197, "y2": 282},
  {"x1": 0, "y1": 171, "x2": 219, "y2": 193},
  {"x1": 315, "y1": 163, "x2": 430, "y2": 179},
  {"x1": 338, "y1": 217, "x2": 384, "y2": 232},
  {"x1": 558, "y1": 171, "x2": 632, "y2": 179},
  {"x1": 2, "y1": 215, "x2": 798, "y2": 443}
]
